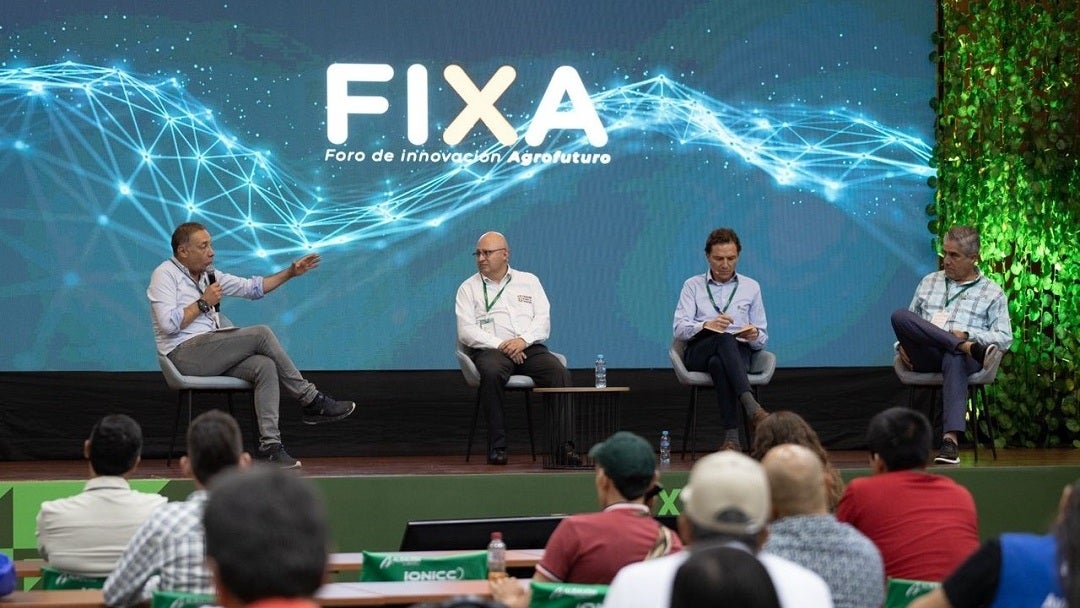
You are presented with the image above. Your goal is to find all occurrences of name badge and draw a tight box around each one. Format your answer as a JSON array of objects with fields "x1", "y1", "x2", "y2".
[
  {"x1": 930, "y1": 311, "x2": 950, "y2": 329},
  {"x1": 478, "y1": 316, "x2": 494, "y2": 334}
]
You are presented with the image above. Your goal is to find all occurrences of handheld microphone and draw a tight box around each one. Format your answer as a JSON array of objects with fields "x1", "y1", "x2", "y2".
[{"x1": 206, "y1": 267, "x2": 220, "y2": 312}]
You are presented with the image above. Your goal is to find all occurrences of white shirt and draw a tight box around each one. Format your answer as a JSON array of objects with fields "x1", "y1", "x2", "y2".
[
  {"x1": 36, "y1": 476, "x2": 167, "y2": 578},
  {"x1": 603, "y1": 546, "x2": 833, "y2": 608},
  {"x1": 455, "y1": 267, "x2": 552, "y2": 350}
]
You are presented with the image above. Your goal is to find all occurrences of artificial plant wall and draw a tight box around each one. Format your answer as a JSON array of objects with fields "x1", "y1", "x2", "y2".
[{"x1": 933, "y1": 0, "x2": 1079, "y2": 447}]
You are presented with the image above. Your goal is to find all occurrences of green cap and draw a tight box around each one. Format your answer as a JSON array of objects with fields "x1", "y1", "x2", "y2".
[{"x1": 588, "y1": 431, "x2": 656, "y2": 482}]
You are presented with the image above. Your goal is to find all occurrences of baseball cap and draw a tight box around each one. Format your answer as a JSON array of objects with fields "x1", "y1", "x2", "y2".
[
  {"x1": 588, "y1": 431, "x2": 656, "y2": 482},
  {"x1": 680, "y1": 451, "x2": 770, "y2": 535}
]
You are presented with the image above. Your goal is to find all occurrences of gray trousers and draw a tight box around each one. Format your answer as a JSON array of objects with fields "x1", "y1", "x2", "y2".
[{"x1": 167, "y1": 325, "x2": 319, "y2": 448}]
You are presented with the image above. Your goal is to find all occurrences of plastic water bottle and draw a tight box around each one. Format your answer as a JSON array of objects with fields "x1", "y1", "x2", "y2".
[
  {"x1": 659, "y1": 430, "x2": 671, "y2": 465},
  {"x1": 487, "y1": 531, "x2": 507, "y2": 580},
  {"x1": 594, "y1": 354, "x2": 607, "y2": 388}
]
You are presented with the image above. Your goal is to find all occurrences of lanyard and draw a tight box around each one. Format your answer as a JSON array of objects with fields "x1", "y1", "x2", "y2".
[
  {"x1": 705, "y1": 274, "x2": 738, "y2": 314},
  {"x1": 483, "y1": 274, "x2": 512, "y2": 313},
  {"x1": 170, "y1": 259, "x2": 206, "y2": 293},
  {"x1": 944, "y1": 276, "x2": 980, "y2": 307}
]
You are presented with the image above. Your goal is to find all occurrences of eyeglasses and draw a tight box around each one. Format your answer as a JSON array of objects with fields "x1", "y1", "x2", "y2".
[{"x1": 472, "y1": 248, "x2": 506, "y2": 258}]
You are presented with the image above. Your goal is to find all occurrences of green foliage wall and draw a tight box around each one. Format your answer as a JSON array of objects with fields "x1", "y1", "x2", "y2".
[{"x1": 933, "y1": 0, "x2": 1079, "y2": 446}]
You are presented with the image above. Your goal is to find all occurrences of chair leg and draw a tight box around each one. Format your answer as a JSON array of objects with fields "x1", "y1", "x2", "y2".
[
  {"x1": 524, "y1": 391, "x2": 537, "y2": 462},
  {"x1": 168, "y1": 392, "x2": 189, "y2": 468},
  {"x1": 465, "y1": 393, "x2": 481, "y2": 462},
  {"x1": 681, "y1": 388, "x2": 695, "y2": 460},
  {"x1": 689, "y1": 388, "x2": 701, "y2": 460},
  {"x1": 981, "y1": 386, "x2": 997, "y2": 460}
]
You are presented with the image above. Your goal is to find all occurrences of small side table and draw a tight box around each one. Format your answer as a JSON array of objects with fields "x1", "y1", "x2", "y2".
[{"x1": 533, "y1": 387, "x2": 629, "y2": 469}]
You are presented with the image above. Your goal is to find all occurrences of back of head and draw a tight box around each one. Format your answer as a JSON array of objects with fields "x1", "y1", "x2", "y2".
[
  {"x1": 681, "y1": 451, "x2": 770, "y2": 545},
  {"x1": 588, "y1": 431, "x2": 657, "y2": 500},
  {"x1": 670, "y1": 546, "x2": 781, "y2": 608},
  {"x1": 88, "y1": 414, "x2": 143, "y2": 476},
  {"x1": 1057, "y1": 480, "x2": 1080, "y2": 608},
  {"x1": 205, "y1": 466, "x2": 329, "y2": 603},
  {"x1": 186, "y1": 410, "x2": 243, "y2": 486},
  {"x1": 751, "y1": 411, "x2": 828, "y2": 462},
  {"x1": 761, "y1": 444, "x2": 827, "y2": 517},
  {"x1": 866, "y1": 407, "x2": 931, "y2": 471}
]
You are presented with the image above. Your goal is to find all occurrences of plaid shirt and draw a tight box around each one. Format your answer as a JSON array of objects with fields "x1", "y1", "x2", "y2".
[
  {"x1": 909, "y1": 270, "x2": 1013, "y2": 350},
  {"x1": 103, "y1": 490, "x2": 212, "y2": 608}
]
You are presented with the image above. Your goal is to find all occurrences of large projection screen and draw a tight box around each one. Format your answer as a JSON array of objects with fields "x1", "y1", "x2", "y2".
[{"x1": 0, "y1": 1, "x2": 936, "y2": 371}]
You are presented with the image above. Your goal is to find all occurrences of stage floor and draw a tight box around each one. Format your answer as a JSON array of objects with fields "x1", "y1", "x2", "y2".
[{"x1": 2, "y1": 448, "x2": 1077, "y2": 481}]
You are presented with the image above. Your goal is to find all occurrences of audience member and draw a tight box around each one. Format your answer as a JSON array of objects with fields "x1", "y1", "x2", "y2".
[
  {"x1": 891, "y1": 225, "x2": 1012, "y2": 464},
  {"x1": 670, "y1": 546, "x2": 781, "y2": 608},
  {"x1": 491, "y1": 432, "x2": 681, "y2": 607},
  {"x1": 455, "y1": 231, "x2": 571, "y2": 465},
  {"x1": 908, "y1": 479, "x2": 1079, "y2": 608},
  {"x1": 1064, "y1": 481, "x2": 1080, "y2": 608},
  {"x1": 36, "y1": 414, "x2": 166, "y2": 578},
  {"x1": 104, "y1": 410, "x2": 250, "y2": 607},
  {"x1": 836, "y1": 407, "x2": 979, "y2": 581},
  {"x1": 673, "y1": 227, "x2": 770, "y2": 451},
  {"x1": 762, "y1": 444, "x2": 884, "y2": 608},
  {"x1": 204, "y1": 466, "x2": 329, "y2": 608},
  {"x1": 150, "y1": 222, "x2": 356, "y2": 469},
  {"x1": 603, "y1": 450, "x2": 832, "y2": 608},
  {"x1": 750, "y1": 411, "x2": 845, "y2": 512}
]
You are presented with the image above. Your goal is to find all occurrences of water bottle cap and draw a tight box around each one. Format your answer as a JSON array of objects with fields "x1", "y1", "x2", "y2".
[{"x1": 597, "y1": 354, "x2": 604, "y2": 358}]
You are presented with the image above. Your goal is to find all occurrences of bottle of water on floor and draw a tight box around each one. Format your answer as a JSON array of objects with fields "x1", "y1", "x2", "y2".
[
  {"x1": 487, "y1": 531, "x2": 507, "y2": 580},
  {"x1": 594, "y1": 354, "x2": 607, "y2": 388},
  {"x1": 659, "y1": 430, "x2": 671, "y2": 465}
]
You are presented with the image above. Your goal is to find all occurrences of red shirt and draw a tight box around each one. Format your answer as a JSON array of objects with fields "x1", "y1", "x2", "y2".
[
  {"x1": 535, "y1": 503, "x2": 682, "y2": 584},
  {"x1": 837, "y1": 469, "x2": 979, "y2": 581},
  {"x1": 246, "y1": 599, "x2": 319, "y2": 608}
]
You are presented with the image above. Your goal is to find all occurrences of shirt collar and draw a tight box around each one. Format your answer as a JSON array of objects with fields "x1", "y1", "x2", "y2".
[
  {"x1": 84, "y1": 476, "x2": 132, "y2": 491},
  {"x1": 601, "y1": 502, "x2": 651, "y2": 514},
  {"x1": 706, "y1": 271, "x2": 739, "y2": 286}
]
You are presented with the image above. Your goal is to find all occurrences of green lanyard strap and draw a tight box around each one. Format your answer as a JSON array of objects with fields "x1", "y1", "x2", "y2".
[
  {"x1": 944, "y1": 276, "x2": 980, "y2": 307},
  {"x1": 483, "y1": 275, "x2": 512, "y2": 312},
  {"x1": 705, "y1": 274, "x2": 738, "y2": 314}
]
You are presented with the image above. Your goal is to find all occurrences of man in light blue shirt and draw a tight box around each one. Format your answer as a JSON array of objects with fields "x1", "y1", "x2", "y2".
[
  {"x1": 673, "y1": 227, "x2": 769, "y2": 451},
  {"x1": 891, "y1": 225, "x2": 1013, "y2": 464},
  {"x1": 148, "y1": 222, "x2": 356, "y2": 469}
]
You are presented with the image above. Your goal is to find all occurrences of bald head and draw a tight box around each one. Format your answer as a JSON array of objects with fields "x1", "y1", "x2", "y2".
[
  {"x1": 761, "y1": 444, "x2": 827, "y2": 518},
  {"x1": 474, "y1": 231, "x2": 510, "y2": 280}
]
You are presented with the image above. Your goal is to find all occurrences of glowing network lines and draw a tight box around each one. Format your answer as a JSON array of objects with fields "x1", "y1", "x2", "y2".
[{"x1": 0, "y1": 62, "x2": 934, "y2": 266}]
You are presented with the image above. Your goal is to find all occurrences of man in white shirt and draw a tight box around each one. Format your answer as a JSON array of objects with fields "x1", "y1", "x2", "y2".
[
  {"x1": 604, "y1": 450, "x2": 833, "y2": 608},
  {"x1": 455, "y1": 231, "x2": 571, "y2": 465},
  {"x1": 36, "y1": 414, "x2": 166, "y2": 579}
]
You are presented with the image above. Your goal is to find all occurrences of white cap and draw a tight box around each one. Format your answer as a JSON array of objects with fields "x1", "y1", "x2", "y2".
[{"x1": 680, "y1": 451, "x2": 770, "y2": 535}]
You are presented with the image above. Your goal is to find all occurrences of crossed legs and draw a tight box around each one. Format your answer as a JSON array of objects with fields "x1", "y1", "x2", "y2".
[
  {"x1": 891, "y1": 309, "x2": 981, "y2": 434},
  {"x1": 167, "y1": 325, "x2": 319, "y2": 448}
]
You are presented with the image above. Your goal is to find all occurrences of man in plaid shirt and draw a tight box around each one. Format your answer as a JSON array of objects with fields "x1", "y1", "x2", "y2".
[
  {"x1": 104, "y1": 411, "x2": 249, "y2": 607},
  {"x1": 891, "y1": 225, "x2": 1013, "y2": 465}
]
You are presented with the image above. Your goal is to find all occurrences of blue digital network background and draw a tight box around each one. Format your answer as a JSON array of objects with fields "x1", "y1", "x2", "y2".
[{"x1": 0, "y1": 1, "x2": 935, "y2": 371}]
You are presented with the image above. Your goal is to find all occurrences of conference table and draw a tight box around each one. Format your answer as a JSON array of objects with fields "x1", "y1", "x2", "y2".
[
  {"x1": 13, "y1": 550, "x2": 543, "y2": 580},
  {"x1": 4, "y1": 550, "x2": 544, "y2": 607},
  {"x1": 0, "y1": 579, "x2": 528, "y2": 608}
]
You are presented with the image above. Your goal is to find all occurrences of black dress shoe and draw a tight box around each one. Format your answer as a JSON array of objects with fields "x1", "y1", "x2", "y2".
[{"x1": 487, "y1": 448, "x2": 508, "y2": 465}]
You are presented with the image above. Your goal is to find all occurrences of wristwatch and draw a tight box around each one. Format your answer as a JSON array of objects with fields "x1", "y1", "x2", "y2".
[{"x1": 196, "y1": 299, "x2": 211, "y2": 314}]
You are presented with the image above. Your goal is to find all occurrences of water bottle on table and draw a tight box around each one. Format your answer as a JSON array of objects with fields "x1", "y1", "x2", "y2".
[
  {"x1": 594, "y1": 354, "x2": 607, "y2": 388},
  {"x1": 487, "y1": 531, "x2": 507, "y2": 580},
  {"x1": 659, "y1": 430, "x2": 671, "y2": 465}
]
